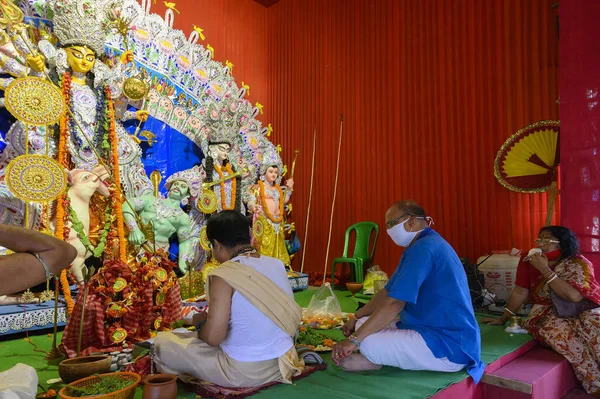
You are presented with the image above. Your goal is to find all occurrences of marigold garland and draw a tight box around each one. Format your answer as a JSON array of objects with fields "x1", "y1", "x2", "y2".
[
  {"x1": 60, "y1": 270, "x2": 74, "y2": 314},
  {"x1": 57, "y1": 73, "x2": 74, "y2": 315},
  {"x1": 215, "y1": 163, "x2": 236, "y2": 210},
  {"x1": 105, "y1": 87, "x2": 127, "y2": 262},
  {"x1": 259, "y1": 180, "x2": 285, "y2": 223}
]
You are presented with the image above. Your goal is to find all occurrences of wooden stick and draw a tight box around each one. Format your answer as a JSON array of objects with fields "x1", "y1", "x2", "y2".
[
  {"x1": 290, "y1": 149, "x2": 300, "y2": 179},
  {"x1": 322, "y1": 115, "x2": 343, "y2": 283},
  {"x1": 545, "y1": 180, "x2": 558, "y2": 226},
  {"x1": 301, "y1": 129, "x2": 316, "y2": 273}
]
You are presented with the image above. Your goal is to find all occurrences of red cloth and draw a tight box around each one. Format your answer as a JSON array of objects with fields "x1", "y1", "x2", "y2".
[
  {"x1": 514, "y1": 257, "x2": 544, "y2": 289},
  {"x1": 61, "y1": 257, "x2": 182, "y2": 358},
  {"x1": 515, "y1": 256, "x2": 555, "y2": 305}
]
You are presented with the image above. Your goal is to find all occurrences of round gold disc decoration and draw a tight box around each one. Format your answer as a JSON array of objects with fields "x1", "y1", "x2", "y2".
[
  {"x1": 199, "y1": 226, "x2": 210, "y2": 251},
  {"x1": 197, "y1": 189, "x2": 218, "y2": 214},
  {"x1": 5, "y1": 77, "x2": 65, "y2": 126},
  {"x1": 123, "y1": 76, "x2": 150, "y2": 101},
  {"x1": 110, "y1": 328, "x2": 128, "y2": 344},
  {"x1": 253, "y1": 217, "x2": 266, "y2": 238},
  {"x1": 5, "y1": 155, "x2": 67, "y2": 202}
]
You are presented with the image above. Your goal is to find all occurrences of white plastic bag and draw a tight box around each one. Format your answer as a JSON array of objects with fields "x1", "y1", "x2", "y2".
[
  {"x1": 0, "y1": 363, "x2": 38, "y2": 399},
  {"x1": 305, "y1": 282, "x2": 342, "y2": 319}
]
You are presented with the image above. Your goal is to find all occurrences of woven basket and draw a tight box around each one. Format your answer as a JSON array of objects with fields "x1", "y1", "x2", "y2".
[{"x1": 58, "y1": 372, "x2": 141, "y2": 399}]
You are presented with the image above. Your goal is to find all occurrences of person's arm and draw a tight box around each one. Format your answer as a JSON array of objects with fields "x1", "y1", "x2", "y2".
[
  {"x1": 530, "y1": 253, "x2": 584, "y2": 302},
  {"x1": 481, "y1": 286, "x2": 529, "y2": 325},
  {"x1": 542, "y1": 268, "x2": 584, "y2": 302},
  {"x1": 0, "y1": 225, "x2": 77, "y2": 295},
  {"x1": 340, "y1": 288, "x2": 389, "y2": 336},
  {"x1": 198, "y1": 276, "x2": 232, "y2": 346},
  {"x1": 354, "y1": 295, "x2": 405, "y2": 340}
]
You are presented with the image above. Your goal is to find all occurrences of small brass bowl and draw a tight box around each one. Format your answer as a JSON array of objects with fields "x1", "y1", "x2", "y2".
[{"x1": 509, "y1": 316, "x2": 522, "y2": 328}]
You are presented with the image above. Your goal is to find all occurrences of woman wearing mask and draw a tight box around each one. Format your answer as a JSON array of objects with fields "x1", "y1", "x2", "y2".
[{"x1": 482, "y1": 226, "x2": 600, "y2": 394}]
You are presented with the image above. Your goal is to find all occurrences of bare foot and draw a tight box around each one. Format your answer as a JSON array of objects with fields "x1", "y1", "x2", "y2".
[{"x1": 340, "y1": 354, "x2": 383, "y2": 372}]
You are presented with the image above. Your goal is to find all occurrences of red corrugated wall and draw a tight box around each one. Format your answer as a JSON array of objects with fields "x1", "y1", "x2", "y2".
[{"x1": 153, "y1": 0, "x2": 559, "y2": 277}]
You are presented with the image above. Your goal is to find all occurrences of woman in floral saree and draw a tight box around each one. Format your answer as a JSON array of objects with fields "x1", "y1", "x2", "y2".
[{"x1": 482, "y1": 226, "x2": 600, "y2": 394}]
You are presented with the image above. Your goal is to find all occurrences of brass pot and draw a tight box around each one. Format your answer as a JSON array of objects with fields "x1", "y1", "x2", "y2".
[
  {"x1": 58, "y1": 355, "x2": 112, "y2": 384},
  {"x1": 509, "y1": 316, "x2": 522, "y2": 328}
]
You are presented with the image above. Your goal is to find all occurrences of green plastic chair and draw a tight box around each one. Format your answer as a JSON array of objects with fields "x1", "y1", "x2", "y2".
[{"x1": 331, "y1": 221, "x2": 379, "y2": 286}]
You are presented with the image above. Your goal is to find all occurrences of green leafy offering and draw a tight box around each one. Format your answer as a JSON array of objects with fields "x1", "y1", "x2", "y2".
[
  {"x1": 66, "y1": 375, "x2": 133, "y2": 397},
  {"x1": 297, "y1": 327, "x2": 338, "y2": 347}
]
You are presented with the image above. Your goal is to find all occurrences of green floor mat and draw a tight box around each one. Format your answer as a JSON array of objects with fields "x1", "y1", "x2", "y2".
[{"x1": 0, "y1": 292, "x2": 532, "y2": 399}]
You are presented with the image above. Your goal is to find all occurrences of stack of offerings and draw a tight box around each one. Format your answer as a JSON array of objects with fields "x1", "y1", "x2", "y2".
[{"x1": 109, "y1": 347, "x2": 134, "y2": 372}]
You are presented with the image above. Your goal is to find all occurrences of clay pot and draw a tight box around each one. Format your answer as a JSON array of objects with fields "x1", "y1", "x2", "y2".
[
  {"x1": 58, "y1": 355, "x2": 112, "y2": 384},
  {"x1": 142, "y1": 373, "x2": 178, "y2": 399},
  {"x1": 346, "y1": 282, "x2": 364, "y2": 296}
]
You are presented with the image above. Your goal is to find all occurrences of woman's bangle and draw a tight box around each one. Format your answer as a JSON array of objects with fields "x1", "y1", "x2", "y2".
[
  {"x1": 504, "y1": 308, "x2": 516, "y2": 316},
  {"x1": 546, "y1": 273, "x2": 558, "y2": 285}
]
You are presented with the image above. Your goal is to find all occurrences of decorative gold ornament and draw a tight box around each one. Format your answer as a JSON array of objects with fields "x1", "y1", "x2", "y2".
[
  {"x1": 113, "y1": 277, "x2": 127, "y2": 293},
  {"x1": 155, "y1": 292, "x2": 166, "y2": 306},
  {"x1": 20, "y1": 289, "x2": 35, "y2": 303},
  {"x1": 5, "y1": 77, "x2": 65, "y2": 126},
  {"x1": 110, "y1": 328, "x2": 128, "y2": 344},
  {"x1": 122, "y1": 76, "x2": 149, "y2": 101},
  {"x1": 5, "y1": 155, "x2": 67, "y2": 202},
  {"x1": 197, "y1": 189, "x2": 218, "y2": 214},
  {"x1": 0, "y1": 0, "x2": 24, "y2": 28},
  {"x1": 39, "y1": 289, "x2": 54, "y2": 302},
  {"x1": 155, "y1": 268, "x2": 167, "y2": 282},
  {"x1": 150, "y1": 170, "x2": 162, "y2": 198},
  {"x1": 253, "y1": 216, "x2": 269, "y2": 238},
  {"x1": 154, "y1": 317, "x2": 162, "y2": 330},
  {"x1": 199, "y1": 226, "x2": 210, "y2": 251}
]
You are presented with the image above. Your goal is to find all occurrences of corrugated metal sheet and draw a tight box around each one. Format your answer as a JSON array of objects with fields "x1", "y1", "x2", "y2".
[
  {"x1": 154, "y1": 0, "x2": 559, "y2": 277},
  {"x1": 265, "y1": 0, "x2": 559, "y2": 277}
]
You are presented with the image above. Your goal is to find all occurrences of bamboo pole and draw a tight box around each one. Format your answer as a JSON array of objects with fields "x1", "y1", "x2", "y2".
[
  {"x1": 322, "y1": 115, "x2": 343, "y2": 284},
  {"x1": 300, "y1": 128, "x2": 316, "y2": 273}
]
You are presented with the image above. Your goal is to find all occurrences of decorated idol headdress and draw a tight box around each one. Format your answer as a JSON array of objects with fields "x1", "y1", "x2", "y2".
[
  {"x1": 165, "y1": 166, "x2": 204, "y2": 198},
  {"x1": 201, "y1": 125, "x2": 238, "y2": 159},
  {"x1": 50, "y1": 0, "x2": 113, "y2": 56},
  {"x1": 259, "y1": 146, "x2": 283, "y2": 177}
]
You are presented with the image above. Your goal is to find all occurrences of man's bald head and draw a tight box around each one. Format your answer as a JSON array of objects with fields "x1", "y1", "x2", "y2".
[
  {"x1": 389, "y1": 200, "x2": 426, "y2": 217},
  {"x1": 385, "y1": 200, "x2": 428, "y2": 231}
]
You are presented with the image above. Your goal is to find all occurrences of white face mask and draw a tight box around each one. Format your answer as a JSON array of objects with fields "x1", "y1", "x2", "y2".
[{"x1": 387, "y1": 218, "x2": 423, "y2": 247}]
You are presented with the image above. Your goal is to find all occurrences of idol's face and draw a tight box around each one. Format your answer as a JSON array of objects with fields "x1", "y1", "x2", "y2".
[{"x1": 65, "y1": 45, "x2": 96, "y2": 74}]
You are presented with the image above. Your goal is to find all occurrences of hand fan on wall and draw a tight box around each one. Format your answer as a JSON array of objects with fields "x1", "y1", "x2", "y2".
[{"x1": 494, "y1": 120, "x2": 560, "y2": 226}]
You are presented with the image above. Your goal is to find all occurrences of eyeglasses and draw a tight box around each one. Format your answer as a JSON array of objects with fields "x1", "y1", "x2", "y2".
[
  {"x1": 535, "y1": 238, "x2": 560, "y2": 244},
  {"x1": 385, "y1": 213, "x2": 410, "y2": 229}
]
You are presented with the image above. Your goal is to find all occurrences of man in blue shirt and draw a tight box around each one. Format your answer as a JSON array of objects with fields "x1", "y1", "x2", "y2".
[{"x1": 332, "y1": 200, "x2": 485, "y2": 383}]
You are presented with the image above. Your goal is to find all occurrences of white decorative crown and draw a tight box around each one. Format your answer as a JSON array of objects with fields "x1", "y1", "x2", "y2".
[
  {"x1": 50, "y1": 0, "x2": 113, "y2": 55},
  {"x1": 260, "y1": 141, "x2": 283, "y2": 177}
]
